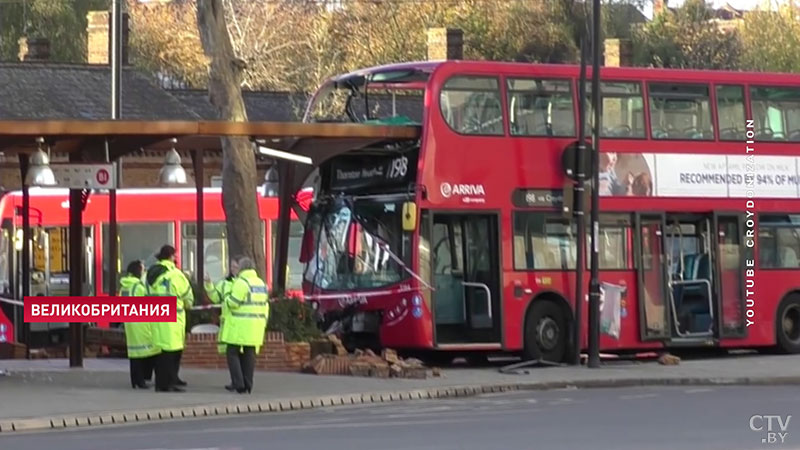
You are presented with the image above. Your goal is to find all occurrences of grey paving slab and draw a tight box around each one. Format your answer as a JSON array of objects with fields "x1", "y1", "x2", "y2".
[{"x1": 0, "y1": 353, "x2": 799, "y2": 433}]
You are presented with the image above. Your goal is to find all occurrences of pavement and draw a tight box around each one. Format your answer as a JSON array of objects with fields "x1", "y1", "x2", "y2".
[
  {"x1": 1, "y1": 385, "x2": 797, "y2": 449},
  {"x1": 1, "y1": 352, "x2": 800, "y2": 434}
]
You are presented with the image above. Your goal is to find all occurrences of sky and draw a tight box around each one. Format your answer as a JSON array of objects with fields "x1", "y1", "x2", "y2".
[{"x1": 641, "y1": 0, "x2": 788, "y2": 18}]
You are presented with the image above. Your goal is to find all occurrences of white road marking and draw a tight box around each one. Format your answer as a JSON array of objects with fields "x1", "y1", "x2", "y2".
[
  {"x1": 132, "y1": 448, "x2": 238, "y2": 450},
  {"x1": 685, "y1": 388, "x2": 713, "y2": 394},
  {"x1": 620, "y1": 393, "x2": 659, "y2": 400}
]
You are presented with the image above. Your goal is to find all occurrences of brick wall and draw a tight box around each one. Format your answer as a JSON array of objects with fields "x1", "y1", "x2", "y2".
[
  {"x1": 182, "y1": 331, "x2": 311, "y2": 372},
  {"x1": 0, "y1": 342, "x2": 26, "y2": 359}
]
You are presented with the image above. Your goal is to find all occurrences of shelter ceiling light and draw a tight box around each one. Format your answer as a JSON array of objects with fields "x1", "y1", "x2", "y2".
[
  {"x1": 257, "y1": 145, "x2": 312, "y2": 165},
  {"x1": 262, "y1": 165, "x2": 279, "y2": 198},
  {"x1": 24, "y1": 137, "x2": 57, "y2": 187},
  {"x1": 159, "y1": 138, "x2": 188, "y2": 186}
]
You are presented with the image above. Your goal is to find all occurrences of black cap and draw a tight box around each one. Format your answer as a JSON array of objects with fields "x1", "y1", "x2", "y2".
[{"x1": 156, "y1": 245, "x2": 176, "y2": 260}]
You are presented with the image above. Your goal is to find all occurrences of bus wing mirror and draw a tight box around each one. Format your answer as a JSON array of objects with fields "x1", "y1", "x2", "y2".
[{"x1": 402, "y1": 202, "x2": 417, "y2": 232}]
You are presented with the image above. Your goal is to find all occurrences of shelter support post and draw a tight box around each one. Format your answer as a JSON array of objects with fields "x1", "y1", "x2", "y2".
[
  {"x1": 192, "y1": 150, "x2": 204, "y2": 285},
  {"x1": 274, "y1": 161, "x2": 294, "y2": 293},
  {"x1": 69, "y1": 153, "x2": 84, "y2": 368},
  {"x1": 18, "y1": 154, "x2": 31, "y2": 359},
  {"x1": 109, "y1": 189, "x2": 117, "y2": 296}
]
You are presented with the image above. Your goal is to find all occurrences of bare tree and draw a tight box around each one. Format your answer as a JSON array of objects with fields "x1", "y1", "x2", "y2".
[{"x1": 196, "y1": 0, "x2": 266, "y2": 278}]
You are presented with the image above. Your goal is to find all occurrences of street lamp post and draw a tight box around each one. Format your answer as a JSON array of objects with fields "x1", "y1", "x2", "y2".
[
  {"x1": 587, "y1": 0, "x2": 602, "y2": 369},
  {"x1": 108, "y1": 0, "x2": 122, "y2": 299},
  {"x1": 573, "y1": 37, "x2": 588, "y2": 366}
]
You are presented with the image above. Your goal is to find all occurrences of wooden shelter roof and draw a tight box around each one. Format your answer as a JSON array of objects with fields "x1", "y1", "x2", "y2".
[{"x1": 0, "y1": 120, "x2": 421, "y2": 164}]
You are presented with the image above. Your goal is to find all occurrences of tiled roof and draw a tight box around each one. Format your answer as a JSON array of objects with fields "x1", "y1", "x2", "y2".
[
  {"x1": 0, "y1": 62, "x2": 424, "y2": 123},
  {"x1": 170, "y1": 90, "x2": 309, "y2": 121},
  {"x1": 0, "y1": 62, "x2": 197, "y2": 120}
]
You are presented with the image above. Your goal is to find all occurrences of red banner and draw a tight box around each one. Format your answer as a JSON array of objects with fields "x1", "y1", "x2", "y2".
[{"x1": 23, "y1": 297, "x2": 177, "y2": 323}]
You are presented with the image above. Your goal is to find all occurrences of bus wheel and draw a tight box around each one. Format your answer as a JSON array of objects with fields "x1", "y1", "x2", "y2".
[
  {"x1": 523, "y1": 300, "x2": 567, "y2": 363},
  {"x1": 777, "y1": 294, "x2": 800, "y2": 353}
]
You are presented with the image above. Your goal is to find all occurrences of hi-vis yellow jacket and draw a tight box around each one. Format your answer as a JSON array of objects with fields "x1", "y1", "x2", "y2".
[
  {"x1": 120, "y1": 275, "x2": 160, "y2": 359},
  {"x1": 220, "y1": 269, "x2": 269, "y2": 353},
  {"x1": 205, "y1": 276, "x2": 233, "y2": 354},
  {"x1": 147, "y1": 260, "x2": 194, "y2": 352}
]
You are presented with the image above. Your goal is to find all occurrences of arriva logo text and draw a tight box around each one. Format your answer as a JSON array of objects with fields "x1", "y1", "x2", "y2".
[{"x1": 440, "y1": 182, "x2": 486, "y2": 198}]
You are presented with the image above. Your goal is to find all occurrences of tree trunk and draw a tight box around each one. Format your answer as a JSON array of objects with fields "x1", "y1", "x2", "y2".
[{"x1": 196, "y1": 0, "x2": 266, "y2": 278}]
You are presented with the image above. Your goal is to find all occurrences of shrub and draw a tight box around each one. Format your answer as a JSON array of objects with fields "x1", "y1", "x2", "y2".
[
  {"x1": 186, "y1": 277, "x2": 217, "y2": 332},
  {"x1": 268, "y1": 293, "x2": 321, "y2": 343}
]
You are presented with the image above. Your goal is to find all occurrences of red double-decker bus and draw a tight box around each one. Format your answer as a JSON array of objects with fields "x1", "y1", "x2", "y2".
[
  {"x1": 0, "y1": 187, "x2": 311, "y2": 346},
  {"x1": 299, "y1": 60, "x2": 800, "y2": 363}
]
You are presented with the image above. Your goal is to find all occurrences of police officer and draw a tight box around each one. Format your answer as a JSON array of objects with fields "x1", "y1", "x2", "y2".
[
  {"x1": 120, "y1": 260, "x2": 159, "y2": 389},
  {"x1": 204, "y1": 260, "x2": 238, "y2": 355},
  {"x1": 222, "y1": 256, "x2": 269, "y2": 394},
  {"x1": 148, "y1": 245, "x2": 194, "y2": 393},
  {"x1": 204, "y1": 259, "x2": 238, "y2": 390}
]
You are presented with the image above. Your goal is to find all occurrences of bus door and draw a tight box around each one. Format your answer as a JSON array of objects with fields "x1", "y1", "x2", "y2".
[
  {"x1": 430, "y1": 213, "x2": 501, "y2": 345},
  {"x1": 28, "y1": 226, "x2": 95, "y2": 346},
  {"x1": 712, "y1": 213, "x2": 747, "y2": 338},
  {"x1": 634, "y1": 213, "x2": 671, "y2": 341},
  {"x1": 663, "y1": 215, "x2": 715, "y2": 340}
]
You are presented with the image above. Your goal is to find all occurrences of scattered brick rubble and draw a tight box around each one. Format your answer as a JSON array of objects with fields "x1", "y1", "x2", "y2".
[
  {"x1": 302, "y1": 335, "x2": 442, "y2": 379},
  {"x1": 658, "y1": 353, "x2": 681, "y2": 365}
]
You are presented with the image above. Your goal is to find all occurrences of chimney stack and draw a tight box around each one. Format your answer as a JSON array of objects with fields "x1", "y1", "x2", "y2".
[
  {"x1": 87, "y1": 10, "x2": 130, "y2": 65},
  {"x1": 654, "y1": 0, "x2": 667, "y2": 16},
  {"x1": 427, "y1": 28, "x2": 463, "y2": 61},
  {"x1": 604, "y1": 39, "x2": 633, "y2": 67},
  {"x1": 18, "y1": 37, "x2": 50, "y2": 61}
]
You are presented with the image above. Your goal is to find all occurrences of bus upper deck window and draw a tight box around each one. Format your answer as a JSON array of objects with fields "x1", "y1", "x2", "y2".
[
  {"x1": 584, "y1": 82, "x2": 646, "y2": 139},
  {"x1": 750, "y1": 86, "x2": 800, "y2": 142},
  {"x1": 648, "y1": 83, "x2": 713, "y2": 140},
  {"x1": 507, "y1": 78, "x2": 575, "y2": 137},
  {"x1": 439, "y1": 76, "x2": 504, "y2": 136}
]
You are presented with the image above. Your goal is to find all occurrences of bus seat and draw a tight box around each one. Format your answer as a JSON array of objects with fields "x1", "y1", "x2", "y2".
[
  {"x1": 683, "y1": 254, "x2": 697, "y2": 280},
  {"x1": 781, "y1": 247, "x2": 799, "y2": 268},
  {"x1": 434, "y1": 274, "x2": 466, "y2": 325},
  {"x1": 691, "y1": 313, "x2": 712, "y2": 332},
  {"x1": 694, "y1": 253, "x2": 711, "y2": 281}
]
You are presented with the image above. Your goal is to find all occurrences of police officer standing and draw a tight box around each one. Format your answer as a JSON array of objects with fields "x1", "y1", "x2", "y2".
[
  {"x1": 148, "y1": 245, "x2": 194, "y2": 393},
  {"x1": 204, "y1": 258, "x2": 239, "y2": 390},
  {"x1": 204, "y1": 259, "x2": 238, "y2": 355},
  {"x1": 222, "y1": 256, "x2": 269, "y2": 394},
  {"x1": 120, "y1": 260, "x2": 159, "y2": 389}
]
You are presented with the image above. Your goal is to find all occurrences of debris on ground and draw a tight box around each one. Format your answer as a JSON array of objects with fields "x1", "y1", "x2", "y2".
[
  {"x1": 658, "y1": 353, "x2": 681, "y2": 365},
  {"x1": 302, "y1": 335, "x2": 434, "y2": 379},
  {"x1": 327, "y1": 335, "x2": 349, "y2": 356}
]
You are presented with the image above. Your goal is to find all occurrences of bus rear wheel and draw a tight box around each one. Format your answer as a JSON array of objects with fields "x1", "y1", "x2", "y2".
[
  {"x1": 777, "y1": 294, "x2": 800, "y2": 354},
  {"x1": 523, "y1": 300, "x2": 567, "y2": 363}
]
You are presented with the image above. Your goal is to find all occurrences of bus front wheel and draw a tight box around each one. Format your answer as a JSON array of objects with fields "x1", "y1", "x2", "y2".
[
  {"x1": 523, "y1": 300, "x2": 567, "y2": 363},
  {"x1": 776, "y1": 294, "x2": 800, "y2": 354}
]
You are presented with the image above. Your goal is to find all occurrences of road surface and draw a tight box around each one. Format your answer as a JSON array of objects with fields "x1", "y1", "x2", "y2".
[{"x1": 0, "y1": 385, "x2": 797, "y2": 450}]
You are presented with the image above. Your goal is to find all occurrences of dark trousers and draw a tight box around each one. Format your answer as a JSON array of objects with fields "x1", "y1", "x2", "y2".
[
  {"x1": 129, "y1": 356, "x2": 155, "y2": 388},
  {"x1": 226, "y1": 345, "x2": 256, "y2": 392},
  {"x1": 175, "y1": 350, "x2": 183, "y2": 382},
  {"x1": 154, "y1": 350, "x2": 181, "y2": 391}
]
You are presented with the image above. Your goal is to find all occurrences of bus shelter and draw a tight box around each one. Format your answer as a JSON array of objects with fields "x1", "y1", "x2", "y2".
[{"x1": 0, "y1": 120, "x2": 420, "y2": 367}]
